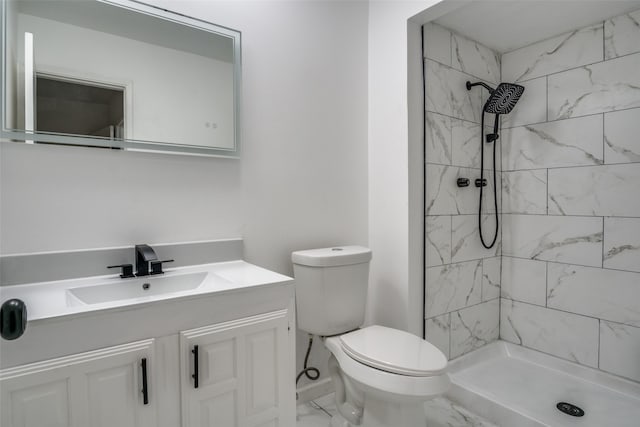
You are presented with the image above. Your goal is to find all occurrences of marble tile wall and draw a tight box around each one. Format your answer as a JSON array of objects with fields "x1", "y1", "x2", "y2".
[
  {"x1": 423, "y1": 23, "x2": 501, "y2": 360},
  {"x1": 500, "y1": 9, "x2": 640, "y2": 382}
]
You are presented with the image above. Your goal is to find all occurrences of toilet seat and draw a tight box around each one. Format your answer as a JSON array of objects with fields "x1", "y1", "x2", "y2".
[
  {"x1": 324, "y1": 326, "x2": 450, "y2": 400},
  {"x1": 339, "y1": 325, "x2": 447, "y2": 377}
]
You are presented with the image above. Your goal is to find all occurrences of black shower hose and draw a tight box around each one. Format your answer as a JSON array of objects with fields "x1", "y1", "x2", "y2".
[{"x1": 479, "y1": 111, "x2": 499, "y2": 249}]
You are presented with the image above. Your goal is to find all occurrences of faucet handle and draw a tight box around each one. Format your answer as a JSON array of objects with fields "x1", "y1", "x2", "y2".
[
  {"x1": 150, "y1": 259, "x2": 174, "y2": 275},
  {"x1": 108, "y1": 264, "x2": 135, "y2": 279}
]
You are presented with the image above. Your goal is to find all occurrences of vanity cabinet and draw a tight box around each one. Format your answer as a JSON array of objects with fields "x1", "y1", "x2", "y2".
[
  {"x1": 0, "y1": 310, "x2": 294, "y2": 427},
  {"x1": 0, "y1": 339, "x2": 156, "y2": 427},
  {"x1": 180, "y1": 309, "x2": 290, "y2": 427}
]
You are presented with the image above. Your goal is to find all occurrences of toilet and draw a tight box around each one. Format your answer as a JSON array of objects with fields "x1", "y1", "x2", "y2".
[{"x1": 292, "y1": 246, "x2": 449, "y2": 427}]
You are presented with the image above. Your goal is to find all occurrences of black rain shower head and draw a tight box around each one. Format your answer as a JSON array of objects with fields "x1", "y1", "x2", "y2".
[
  {"x1": 484, "y1": 82, "x2": 525, "y2": 114},
  {"x1": 466, "y1": 81, "x2": 525, "y2": 115}
]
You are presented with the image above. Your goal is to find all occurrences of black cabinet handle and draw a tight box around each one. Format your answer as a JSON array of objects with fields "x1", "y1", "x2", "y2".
[
  {"x1": 192, "y1": 345, "x2": 199, "y2": 389},
  {"x1": 1, "y1": 299, "x2": 27, "y2": 340},
  {"x1": 141, "y1": 358, "x2": 149, "y2": 405}
]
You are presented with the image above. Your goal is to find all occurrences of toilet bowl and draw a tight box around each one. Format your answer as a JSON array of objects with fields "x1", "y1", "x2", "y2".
[
  {"x1": 292, "y1": 246, "x2": 450, "y2": 427},
  {"x1": 324, "y1": 325, "x2": 449, "y2": 427}
]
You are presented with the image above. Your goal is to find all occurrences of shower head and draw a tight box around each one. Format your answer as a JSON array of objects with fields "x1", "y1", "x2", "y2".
[{"x1": 483, "y1": 83, "x2": 525, "y2": 115}]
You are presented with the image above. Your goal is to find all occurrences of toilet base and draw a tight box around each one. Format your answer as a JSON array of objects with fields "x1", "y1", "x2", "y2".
[
  {"x1": 360, "y1": 393, "x2": 425, "y2": 427},
  {"x1": 329, "y1": 393, "x2": 426, "y2": 427}
]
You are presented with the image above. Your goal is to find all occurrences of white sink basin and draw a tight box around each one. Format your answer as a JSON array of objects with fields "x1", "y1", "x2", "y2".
[{"x1": 67, "y1": 272, "x2": 208, "y2": 305}]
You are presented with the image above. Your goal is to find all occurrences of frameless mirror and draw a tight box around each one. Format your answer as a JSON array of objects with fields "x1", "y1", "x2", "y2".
[{"x1": 1, "y1": 0, "x2": 241, "y2": 157}]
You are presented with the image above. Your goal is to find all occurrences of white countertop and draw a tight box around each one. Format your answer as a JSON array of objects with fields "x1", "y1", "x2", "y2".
[{"x1": 0, "y1": 261, "x2": 293, "y2": 323}]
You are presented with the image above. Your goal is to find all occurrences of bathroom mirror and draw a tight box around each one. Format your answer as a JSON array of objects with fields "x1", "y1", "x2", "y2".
[{"x1": 1, "y1": 0, "x2": 241, "y2": 157}]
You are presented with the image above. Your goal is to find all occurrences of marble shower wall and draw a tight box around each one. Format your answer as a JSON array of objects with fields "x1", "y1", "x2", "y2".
[
  {"x1": 423, "y1": 23, "x2": 501, "y2": 360},
  {"x1": 500, "y1": 9, "x2": 640, "y2": 382}
]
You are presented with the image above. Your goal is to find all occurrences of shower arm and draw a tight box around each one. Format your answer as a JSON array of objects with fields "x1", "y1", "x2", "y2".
[{"x1": 466, "y1": 81, "x2": 495, "y2": 93}]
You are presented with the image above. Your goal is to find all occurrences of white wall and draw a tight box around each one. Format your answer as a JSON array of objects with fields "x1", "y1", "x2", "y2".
[
  {"x1": 1, "y1": 0, "x2": 369, "y2": 390},
  {"x1": 367, "y1": 0, "x2": 448, "y2": 335},
  {"x1": 17, "y1": 13, "x2": 234, "y2": 149}
]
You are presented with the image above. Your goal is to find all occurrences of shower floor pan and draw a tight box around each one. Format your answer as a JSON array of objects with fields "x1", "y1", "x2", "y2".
[{"x1": 446, "y1": 341, "x2": 640, "y2": 427}]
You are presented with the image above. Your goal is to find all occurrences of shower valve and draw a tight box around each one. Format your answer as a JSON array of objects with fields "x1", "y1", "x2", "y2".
[
  {"x1": 457, "y1": 178, "x2": 470, "y2": 188},
  {"x1": 475, "y1": 179, "x2": 487, "y2": 187}
]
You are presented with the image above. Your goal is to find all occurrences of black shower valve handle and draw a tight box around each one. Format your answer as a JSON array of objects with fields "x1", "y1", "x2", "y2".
[
  {"x1": 475, "y1": 178, "x2": 488, "y2": 187},
  {"x1": 457, "y1": 178, "x2": 470, "y2": 188}
]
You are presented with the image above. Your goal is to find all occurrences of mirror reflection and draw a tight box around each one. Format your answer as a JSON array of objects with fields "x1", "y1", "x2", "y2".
[{"x1": 2, "y1": 0, "x2": 240, "y2": 155}]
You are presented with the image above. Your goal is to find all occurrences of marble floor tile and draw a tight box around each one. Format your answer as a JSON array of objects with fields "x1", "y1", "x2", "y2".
[
  {"x1": 299, "y1": 393, "x2": 498, "y2": 427},
  {"x1": 425, "y1": 397, "x2": 499, "y2": 427},
  {"x1": 297, "y1": 400, "x2": 331, "y2": 427}
]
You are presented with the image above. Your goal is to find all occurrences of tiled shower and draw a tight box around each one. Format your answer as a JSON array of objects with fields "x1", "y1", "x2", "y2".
[{"x1": 424, "y1": 9, "x2": 640, "y2": 382}]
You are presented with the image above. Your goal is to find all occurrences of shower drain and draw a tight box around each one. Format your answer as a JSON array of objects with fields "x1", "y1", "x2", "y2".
[{"x1": 556, "y1": 402, "x2": 585, "y2": 417}]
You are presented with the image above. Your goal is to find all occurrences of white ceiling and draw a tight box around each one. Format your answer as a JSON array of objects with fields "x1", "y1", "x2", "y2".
[{"x1": 435, "y1": 0, "x2": 640, "y2": 53}]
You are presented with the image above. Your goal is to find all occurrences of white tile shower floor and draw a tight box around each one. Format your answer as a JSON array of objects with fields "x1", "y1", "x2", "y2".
[{"x1": 296, "y1": 393, "x2": 498, "y2": 427}]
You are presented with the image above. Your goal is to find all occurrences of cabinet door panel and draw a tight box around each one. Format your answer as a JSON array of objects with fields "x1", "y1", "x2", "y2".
[
  {"x1": 1, "y1": 339, "x2": 156, "y2": 427},
  {"x1": 8, "y1": 379, "x2": 71, "y2": 427},
  {"x1": 194, "y1": 390, "x2": 237, "y2": 426},
  {"x1": 86, "y1": 364, "x2": 138, "y2": 427},
  {"x1": 246, "y1": 329, "x2": 277, "y2": 416},
  {"x1": 181, "y1": 309, "x2": 290, "y2": 427},
  {"x1": 201, "y1": 338, "x2": 237, "y2": 388}
]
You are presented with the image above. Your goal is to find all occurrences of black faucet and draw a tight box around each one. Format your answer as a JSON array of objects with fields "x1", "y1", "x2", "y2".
[{"x1": 135, "y1": 244, "x2": 158, "y2": 276}]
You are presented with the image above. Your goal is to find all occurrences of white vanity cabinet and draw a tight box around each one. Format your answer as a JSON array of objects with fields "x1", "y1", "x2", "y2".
[
  {"x1": 0, "y1": 261, "x2": 295, "y2": 427},
  {"x1": 180, "y1": 309, "x2": 291, "y2": 427},
  {"x1": 0, "y1": 339, "x2": 156, "y2": 427}
]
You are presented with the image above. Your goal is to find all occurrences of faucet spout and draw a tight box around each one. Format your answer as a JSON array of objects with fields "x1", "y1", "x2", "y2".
[{"x1": 135, "y1": 244, "x2": 158, "y2": 276}]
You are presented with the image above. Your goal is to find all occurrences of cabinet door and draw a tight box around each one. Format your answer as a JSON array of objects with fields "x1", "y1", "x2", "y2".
[
  {"x1": 0, "y1": 339, "x2": 156, "y2": 427},
  {"x1": 180, "y1": 309, "x2": 291, "y2": 427}
]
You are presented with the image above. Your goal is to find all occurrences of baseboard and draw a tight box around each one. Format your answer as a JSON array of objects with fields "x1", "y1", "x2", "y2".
[{"x1": 296, "y1": 377, "x2": 334, "y2": 404}]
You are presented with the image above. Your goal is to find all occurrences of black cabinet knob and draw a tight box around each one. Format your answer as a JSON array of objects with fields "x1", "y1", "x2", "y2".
[{"x1": 1, "y1": 299, "x2": 27, "y2": 340}]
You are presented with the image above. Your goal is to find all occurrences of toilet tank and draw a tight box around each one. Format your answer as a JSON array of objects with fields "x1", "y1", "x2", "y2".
[{"x1": 292, "y1": 246, "x2": 372, "y2": 336}]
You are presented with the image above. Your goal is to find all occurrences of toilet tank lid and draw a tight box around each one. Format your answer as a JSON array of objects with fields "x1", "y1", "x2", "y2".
[{"x1": 292, "y1": 246, "x2": 372, "y2": 267}]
